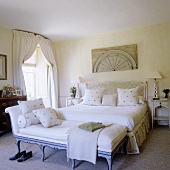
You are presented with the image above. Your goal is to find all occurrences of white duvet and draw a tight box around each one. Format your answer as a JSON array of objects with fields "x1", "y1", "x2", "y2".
[{"x1": 56, "y1": 104, "x2": 147, "y2": 131}]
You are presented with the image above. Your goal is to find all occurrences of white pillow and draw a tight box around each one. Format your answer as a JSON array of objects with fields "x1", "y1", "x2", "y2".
[
  {"x1": 17, "y1": 112, "x2": 40, "y2": 128},
  {"x1": 117, "y1": 87, "x2": 139, "y2": 106},
  {"x1": 33, "y1": 108, "x2": 61, "y2": 128},
  {"x1": 138, "y1": 96, "x2": 146, "y2": 104},
  {"x1": 102, "y1": 94, "x2": 117, "y2": 106},
  {"x1": 18, "y1": 114, "x2": 32, "y2": 128},
  {"x1": 18, "y1": 98, "x2": 45, "y2": 114},
  {"x1": 82, "y1": 89, "x2": 103, "y2": 105}
]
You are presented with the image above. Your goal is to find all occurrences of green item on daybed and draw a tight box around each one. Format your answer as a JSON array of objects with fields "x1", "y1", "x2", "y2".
[{"x1": 78, "y1": 122, "x2": 105, "y2": 132}]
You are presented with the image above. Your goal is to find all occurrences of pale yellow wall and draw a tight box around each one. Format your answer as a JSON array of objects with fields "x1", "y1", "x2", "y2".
[
  {"x1": 55, "y1": 22, "x2": 170, "y2": 107},
  {"x1": 0, "y1": 26, "x2": 13, "y2": 89},
  {"x1": 1, "y1": 23, "x2": 170, "y2": 108}
]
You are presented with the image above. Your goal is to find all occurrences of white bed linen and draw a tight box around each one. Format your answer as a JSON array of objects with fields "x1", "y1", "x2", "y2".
[{"x1": 56, "y1": 104, "x2": 147, "y2": 131}]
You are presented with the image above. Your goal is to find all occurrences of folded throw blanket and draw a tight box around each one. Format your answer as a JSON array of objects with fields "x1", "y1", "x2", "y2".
[
  {"x1": 78, "y1": 122, "x2": 105, "y2": 132},
  {"x1": 67, "y1": 125, "x2": 103, "y2": 164}
]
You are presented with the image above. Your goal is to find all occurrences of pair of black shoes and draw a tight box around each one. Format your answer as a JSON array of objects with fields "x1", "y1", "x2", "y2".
[{"x1": 9, "y1": 151, "x2": 32, "y2": 162}]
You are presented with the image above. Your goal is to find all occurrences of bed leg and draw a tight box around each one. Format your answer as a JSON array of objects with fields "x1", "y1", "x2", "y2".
[
  {"x1": 39, "y1": 145, "x2": 45, "y2": 161},
  {"x1": 106, "y1": 157, "x2": 112, "y2": 170},
  {"x1": 122, "y1": 137, "x2": 128, "y2": 153},
  {"x1": 16, "y1": 139, "x2": 21, "y2": 153},
  {"x1": 72, "y1": 159, "x2": 75, "y2": 170},
  {"x1": 120, "y1": 143, "x2": 126, "y2": 153}
]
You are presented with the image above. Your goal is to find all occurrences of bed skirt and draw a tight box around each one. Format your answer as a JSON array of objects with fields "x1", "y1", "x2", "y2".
[{"x1": 126, "y1": 113, "x2": 150, "y2": 154}]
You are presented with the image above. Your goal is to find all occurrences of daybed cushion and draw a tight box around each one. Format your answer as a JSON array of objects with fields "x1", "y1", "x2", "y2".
[
  {"x1": 98, "y1": 123, "x2": 127, "y2": 152},
  {"x1": 18, "y1": 114, "x2": 32, "y2": 128},
  {"x1": 18, "y1": 112, "x2": 40, "y2": 128},
  {"x1": 33, "y1": 108, "x2": 61, "y2": 128},
  {"x1": 18, "y1": 120, "x2": 127, "y2": 152},
  {"x1": 19, "y1": 120, "x2": 82, "y2": 143},
  {"x1": 18, "y1": 98, "x2": 45, "y2": 114}
]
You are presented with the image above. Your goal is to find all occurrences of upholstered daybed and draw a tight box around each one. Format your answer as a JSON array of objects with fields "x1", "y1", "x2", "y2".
[{"x1": 6, "y1": 105, "x2": 127, "y2": 170}]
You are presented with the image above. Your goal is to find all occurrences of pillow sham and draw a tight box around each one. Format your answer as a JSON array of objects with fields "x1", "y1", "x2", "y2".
[
  {"x1": 82, "y1": 89, "x2": 103, "y2": 106},
  {"x1": 102, "y1": 94, "x2": 117, "y2": 106},
  {"x1": 18, "y1": 98, "x2": 45, "y2": 114},
  {"x1": 33, "y1": 108, "x2": 61, "y2": 128},
  {"x1": 117, "y1": 87, "x2": 139, "y2": 106}
]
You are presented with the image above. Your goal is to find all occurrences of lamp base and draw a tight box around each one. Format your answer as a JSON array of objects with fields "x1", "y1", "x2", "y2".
[{"x1": 153, "y1": 98, "x2": 159, "y2": 100}]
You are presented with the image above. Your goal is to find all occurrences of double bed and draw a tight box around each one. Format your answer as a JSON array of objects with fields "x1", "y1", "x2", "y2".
[{"x1": 56, "y1": 81, "x2": 150, "y2": 154}]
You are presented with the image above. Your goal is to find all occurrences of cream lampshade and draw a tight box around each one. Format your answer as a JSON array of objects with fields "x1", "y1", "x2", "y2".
[{"x1": 147, "y1": 72, "x2": 162, "y2": 99}]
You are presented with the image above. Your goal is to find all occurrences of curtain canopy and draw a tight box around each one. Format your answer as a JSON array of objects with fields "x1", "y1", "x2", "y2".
[{"x1": 13, "y1": 30, "x2": 58, "y2": 109}]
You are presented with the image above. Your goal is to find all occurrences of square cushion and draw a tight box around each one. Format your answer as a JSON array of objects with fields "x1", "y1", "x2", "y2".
[
  {"x1": 117, "y1": 87, "x2": 139, "y2": 106},
  {"x1": 18, "y1": 98, "x2": 45, "y2": 114},
  {"x1": 82, "y1": 89, "x2": 103, "y2": 106},
  {"x1": 33, "y1": 108, "x2": 61, "y2": 128},
  {"x1": 102, "y1": 94, "x2": 117, "y2": 106}
]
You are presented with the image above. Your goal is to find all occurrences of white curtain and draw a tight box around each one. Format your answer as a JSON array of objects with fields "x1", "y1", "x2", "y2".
[
  {"x1": 13, "y1": 30, "x2": 58, "y2": 109},
  {"x1": 37, "y1": 35, "x2": 58, "y2": 109},
  {"x1": 13, "y1": 30, "x2": 37, "y2": 95}
]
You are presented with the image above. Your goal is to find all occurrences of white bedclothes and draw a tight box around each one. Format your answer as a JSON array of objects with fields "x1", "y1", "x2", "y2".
[{"x1": 56, "y1": 103, "x2": 147, "y2": 131}]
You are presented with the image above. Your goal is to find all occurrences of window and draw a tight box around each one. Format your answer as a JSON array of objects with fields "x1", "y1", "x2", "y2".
[
  {"x1": 22, "y1": 66, "x2": 36, "y2": 99},
  {"x1": 23, "y1": 45, "x2": 48, "y2": 105}
]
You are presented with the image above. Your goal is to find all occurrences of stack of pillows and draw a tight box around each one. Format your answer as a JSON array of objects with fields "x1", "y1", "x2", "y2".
[
  {"x1": 82, "y1": 86, "x2": 146, "y2": 106},
  {"x1": 17, "y1": 98, "x2": 61, "y2": 128}
]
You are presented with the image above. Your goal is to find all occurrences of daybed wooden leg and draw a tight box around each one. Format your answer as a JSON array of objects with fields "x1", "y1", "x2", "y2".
[
  {"x1": 16, "y1": 139, "x2": 21, "y2": 153},
  {"x1": 72, "y1": 159, "x2": 75, "y2": 170},
  {"x1": 106, "y1": 157, "x2": 112, "y2": 170},
  {"x1": 39, "y1": 145, "x2": 45, "y2": 161}
]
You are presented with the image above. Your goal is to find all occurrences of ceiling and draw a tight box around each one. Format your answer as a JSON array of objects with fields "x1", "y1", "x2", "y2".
[{"x1": 0, "y1": 0, "x2": 170, "y2": 42}]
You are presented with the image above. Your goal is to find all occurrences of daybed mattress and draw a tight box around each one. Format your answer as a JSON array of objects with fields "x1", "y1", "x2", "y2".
[
  {"x1": 18, "y1": 120, "x2": 127, "y2": 152},
  {"x1": 56, "y1": 104, "x2": 147, "y2": 131}
]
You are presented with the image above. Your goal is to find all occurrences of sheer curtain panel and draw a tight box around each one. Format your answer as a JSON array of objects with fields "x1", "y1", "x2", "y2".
[
  {"x1": 38, "y1": 35, "x2": 58, "y2": 109},
  {"x1": 13, "y1": 30, "x2": 37, "y2": 95}
]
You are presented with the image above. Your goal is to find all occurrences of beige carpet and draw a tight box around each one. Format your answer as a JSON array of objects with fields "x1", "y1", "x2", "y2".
[{"x1": 0, "y1": 126, "x2": 170, "y2": 170}]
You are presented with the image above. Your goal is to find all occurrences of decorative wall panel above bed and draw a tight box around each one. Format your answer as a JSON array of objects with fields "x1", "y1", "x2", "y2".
[{"x1": 92, "y1": 44, "x2": 137, "y2": 73}]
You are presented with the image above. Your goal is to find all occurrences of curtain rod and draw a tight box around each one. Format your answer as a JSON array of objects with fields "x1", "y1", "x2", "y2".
[{"x1": 13, "y1": 29, "x2": 50, "y2": 40}]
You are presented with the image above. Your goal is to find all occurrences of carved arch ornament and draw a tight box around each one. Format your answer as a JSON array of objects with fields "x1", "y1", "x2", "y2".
[{"x1": 92, "y1": 44, "x2": 138, "y2": 73}]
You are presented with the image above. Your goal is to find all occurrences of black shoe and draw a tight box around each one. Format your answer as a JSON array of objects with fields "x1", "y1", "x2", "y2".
[
  {"x1": 17, "y1": 151, "x2": 32, "y2": 162},
  {"x1": 9, "y1": 151, "x2": 26, "y2": 160}
]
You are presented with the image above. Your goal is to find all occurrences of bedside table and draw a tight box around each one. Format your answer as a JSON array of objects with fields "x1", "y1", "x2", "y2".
[
  {"x1": 66, "y1": 97, "x2": 80, "y2": 107},
  {"x1": 151, "y1": 98, "x2": 170, "y2": 129}
]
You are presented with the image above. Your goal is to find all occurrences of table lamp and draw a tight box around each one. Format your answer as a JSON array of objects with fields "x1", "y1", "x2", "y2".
[{"x1": 147, "y1": 72, "x2": 162, "y2": 99}]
